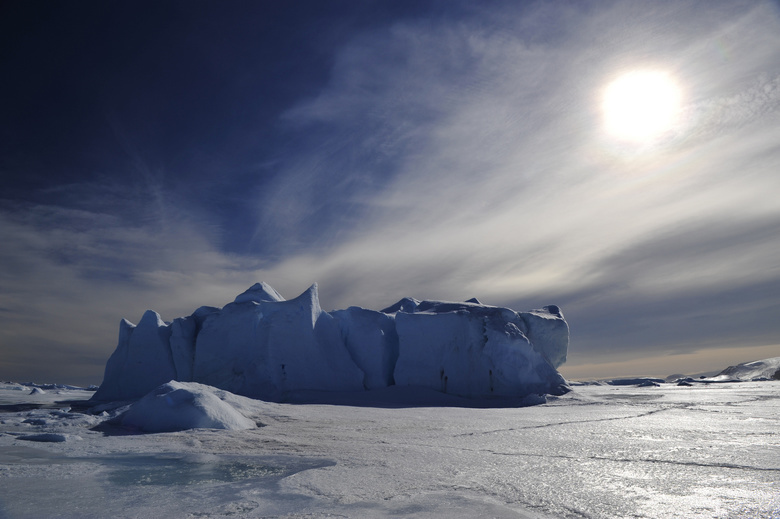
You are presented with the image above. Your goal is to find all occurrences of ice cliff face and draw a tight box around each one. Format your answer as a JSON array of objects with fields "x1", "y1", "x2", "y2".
[{"x1": 92, "y1": 283, "x2": 570, "y2": 402}]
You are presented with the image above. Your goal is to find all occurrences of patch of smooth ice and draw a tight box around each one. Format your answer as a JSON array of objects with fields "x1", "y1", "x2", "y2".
[
  {"x1": 18, "y1": 433, "x2": 70, "y2": 442},
  {"x1": 105, "y1": 453, "x2": 285, "y2": 486}
]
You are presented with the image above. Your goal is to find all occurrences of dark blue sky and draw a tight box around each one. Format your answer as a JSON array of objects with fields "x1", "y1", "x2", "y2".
[
  {"x1": 1, "y1": 0, "x2": 779, "y2": 385},
  {"x1": 2, "y1": 0, "x2": 442, "y2": 255}
]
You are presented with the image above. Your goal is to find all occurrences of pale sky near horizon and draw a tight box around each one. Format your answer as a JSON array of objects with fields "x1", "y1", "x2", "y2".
[{"x1": 1, "y1": 0, "x2": 779, "y2": 386}]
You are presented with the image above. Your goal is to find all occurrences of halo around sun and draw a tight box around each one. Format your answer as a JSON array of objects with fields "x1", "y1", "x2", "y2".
[{"x1": 602, "y1": 70, "x2": 682, "y2": 143}]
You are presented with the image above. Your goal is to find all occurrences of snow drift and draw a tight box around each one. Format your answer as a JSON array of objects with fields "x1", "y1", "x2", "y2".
[
  {"x1": 92, "y1": 282, "x2": 569, "y2": 403},
  {"x1": 115, "y1": 381, "x2": 257, "y2": 433}
]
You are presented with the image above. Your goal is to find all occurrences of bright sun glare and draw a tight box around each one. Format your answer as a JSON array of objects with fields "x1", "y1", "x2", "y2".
[{"x1": 602, "y1": 70, "x2": 682, "y2": 143}]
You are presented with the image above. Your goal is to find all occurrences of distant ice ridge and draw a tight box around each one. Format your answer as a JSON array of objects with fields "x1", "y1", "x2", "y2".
[
  {"x1": 91, "y1": 282, "x2": 569, "y2": 403},
  {"x1": 705, "y1": 356, "x2": 780, "y2": 382}
]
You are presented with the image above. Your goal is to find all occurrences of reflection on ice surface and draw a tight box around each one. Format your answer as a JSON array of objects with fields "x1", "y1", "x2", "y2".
[
  {"x1": 105, "y1": 453, "x2": 288, "y2": 486},
  {"x1": 0, "y1": 381, "x2": 778, "y2": 518},
  {"x1": 0, "y1": 447, "x2": 324, "y2": 488}
]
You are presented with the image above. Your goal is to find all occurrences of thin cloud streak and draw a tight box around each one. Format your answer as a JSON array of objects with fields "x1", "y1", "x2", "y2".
[{"x1": 0, "y1": 196, "x2": 258, "y2": 385}]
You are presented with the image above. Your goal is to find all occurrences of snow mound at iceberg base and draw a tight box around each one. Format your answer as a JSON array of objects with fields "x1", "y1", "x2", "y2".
[
  {"x1": 116, "y1": 381, "x2": 257, "y2": 433},
  {"x1": 92, "y1": 283, "x2": 570, "y2": 403}
]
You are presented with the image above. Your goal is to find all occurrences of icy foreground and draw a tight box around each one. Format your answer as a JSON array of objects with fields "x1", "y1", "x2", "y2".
[
  {"x1": 1, "y1": 380, "x2": 778, "y2": 518},
  {"x1": 92, "y1": 283, "x2": 569, "y2": 402}
]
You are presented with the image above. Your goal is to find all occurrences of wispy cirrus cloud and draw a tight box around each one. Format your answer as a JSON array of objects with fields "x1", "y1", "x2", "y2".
[{"x1": 246, "y1": 0, "x2": 780, "y2": 374}]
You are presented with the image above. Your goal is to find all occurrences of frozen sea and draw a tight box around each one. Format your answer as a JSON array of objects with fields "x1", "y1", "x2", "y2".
[{"x1": 0, "y1": 381, "x2": 778, "y2": 518}]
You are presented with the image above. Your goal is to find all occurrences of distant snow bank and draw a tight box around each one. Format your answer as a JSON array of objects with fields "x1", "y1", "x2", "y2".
[
  {"x1": 706, "y1": 356, "x2": 780, "y2": 382},
  {"x1": 13, "y1": 382, "x2": 98, "y2": 391},
  {"x1": 570, "y1": 356, "x2": 780, "y2": 387},
  {"x1": 92, "y1": 282, "x2": 570, "y2": 403}
]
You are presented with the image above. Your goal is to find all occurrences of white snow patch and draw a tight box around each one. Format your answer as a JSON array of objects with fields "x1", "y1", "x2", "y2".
[
  {"x1": 233, "y1": 282, "x2": 285, "y2": 303},
  {"x1": 116, "y1": 381, "x2": 257, "y2": 433}
]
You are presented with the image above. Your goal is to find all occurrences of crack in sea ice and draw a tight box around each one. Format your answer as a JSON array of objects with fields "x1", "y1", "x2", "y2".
[
  {"x1": 386, "y1": 436, "x2": 779, "y2": 475},
  {"x1": 479, "y1": 449, "x2": 780, "y2": 473},
  {"x1": 453, "y1": 406, "x2": 684, "y2": 437}
]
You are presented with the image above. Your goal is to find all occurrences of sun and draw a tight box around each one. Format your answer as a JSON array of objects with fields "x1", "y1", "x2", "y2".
[{"x1": 602, "y1": 70, "x2": 682, "y2": 143}]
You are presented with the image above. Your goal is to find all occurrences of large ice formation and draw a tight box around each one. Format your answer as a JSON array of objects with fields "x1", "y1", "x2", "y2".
[{"x1": 92, "y1": 283, "x2": 570, "y2": 403}]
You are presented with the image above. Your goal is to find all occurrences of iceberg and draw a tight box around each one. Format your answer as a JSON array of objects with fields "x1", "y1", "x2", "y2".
[
  {"x1": 191, "y1": 284, "x2": 365, "y2": 400},
  {"x1": 391, "y1": 300, "x2": 568, "y2": 398},
  {"x1": 92, "y1": 283, "x2": 570, "y2": 403},
  {"x1": 92, "y1": 310, "x2": 177, "y2": 402}
]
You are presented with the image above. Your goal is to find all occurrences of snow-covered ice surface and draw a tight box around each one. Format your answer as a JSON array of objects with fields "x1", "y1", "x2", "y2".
[{"x1": 1, "y1": 381, "x2": 778, "y2": 518}]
